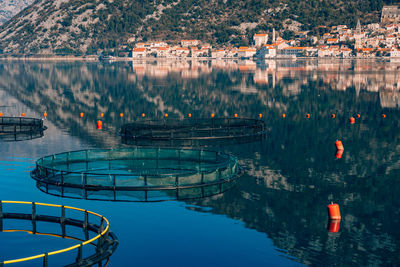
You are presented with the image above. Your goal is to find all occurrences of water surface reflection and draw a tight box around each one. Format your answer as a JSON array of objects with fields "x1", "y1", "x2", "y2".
[{"x1": 0, "y1": 59, "x2": 399, "y2": 266}]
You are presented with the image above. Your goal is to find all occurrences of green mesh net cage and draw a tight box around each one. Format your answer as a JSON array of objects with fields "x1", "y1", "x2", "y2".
[{"x1": 31, "y1": 148, "x2": 241, "y2": 202}]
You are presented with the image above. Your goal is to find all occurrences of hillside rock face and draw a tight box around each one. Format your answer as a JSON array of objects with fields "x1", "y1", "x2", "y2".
[
  {"x1": 0, "y1": 0, "x2": 33, "y2": 25},
  {"x1": 0, "y1": 0, "x2": 390, "y2": 55}
]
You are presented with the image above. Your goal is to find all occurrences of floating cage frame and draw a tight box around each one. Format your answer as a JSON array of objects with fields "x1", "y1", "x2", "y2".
[
  {"x1": 0, "y1": 117, "x2": 47, "y2": 141},
  {"x1": 0, "y1": 200, "x2": 118, "y2": 266},
  {"x1": 35, "y1": 177, "x2": 238, "y2": 202},
  {"x1": 120, "y1": 118, "x2": 266, "y2": 147},
  {"x1": 31, "y1": 148, "x2": 241, "y2": 201}
]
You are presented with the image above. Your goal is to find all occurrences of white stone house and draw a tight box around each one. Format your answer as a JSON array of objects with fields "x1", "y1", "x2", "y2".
[
  {"x1": 253, "y1": 34, "x2": 269, "y2": 47},
  {"x1": 132, "y1": 48, "x2": 147, "y2": 58},
  {"x1": 257, "y1": 45, "x2": 277, "y2": 58},
  {"x1": 237, "y1": 47, "x2": 257, "y2": 58}
]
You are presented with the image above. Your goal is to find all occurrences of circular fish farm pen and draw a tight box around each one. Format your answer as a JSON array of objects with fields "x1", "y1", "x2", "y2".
[
  {"x1": 0, "y1": 200, "x2": 118, "y2": 266},
  {"x1": 120, "y1": 118, "x2": 266, "y2": 147},
  {"x1": 31, "y1": 148, "x2": 241, "y2": 202},
  {"x1": 0, "y1": 117, "x2": 47, "y2": 141}
]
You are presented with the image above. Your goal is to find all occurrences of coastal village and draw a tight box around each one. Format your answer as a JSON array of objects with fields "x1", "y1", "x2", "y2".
[{"x1": 132, "y1": 5, "x2": 400, "y2": 59}]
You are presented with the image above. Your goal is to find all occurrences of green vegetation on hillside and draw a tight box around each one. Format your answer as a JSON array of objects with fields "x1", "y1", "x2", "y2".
[{"x1": 0, "y1": 0, "x2": 396, "y2": 55}]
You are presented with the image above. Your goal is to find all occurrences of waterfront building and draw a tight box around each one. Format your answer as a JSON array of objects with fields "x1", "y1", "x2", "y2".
[
  {"x1": 211, "y1": 49, "x2": 226, "y2": 59},
  {"x1": 253, "y1": 33, "x2": 269, "y2": 47},
  {"x1": 390, "y1": 49, "x2": 400, "y2": 57},
  {"x1": 175, "y1": 47, "x2": 190, "y2": 57},
  {"x1": 257, "y1": 45, "x2": 277, "y2": 59},
  {"x1": 238, "y1": 47, "x2": 257, "y2": 59},
  {"x1": 279, "y1": 47, "x2": 312, "y2": 58},
  {"x1": 156, "y1": 47, "x2": 171, "y2": 58},
  {"x1": 132, "y1": 47, "x2": 147, "y2": 58}
]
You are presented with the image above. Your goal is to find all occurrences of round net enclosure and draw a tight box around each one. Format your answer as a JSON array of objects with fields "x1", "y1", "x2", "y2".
[
  {"x1": 31, "y1": 148, "x2": 241, "y2": 200},
  {"x1": 0, "y1": 200, "x2": 118, "y2": 266},
  {"x1": 120, "y1": 117, "x2": 266, "y2": 147},
  {"x1": 36, "y1": 177, "x2": 238, "y2": 202},
  {"x1": 0, "y1": 116, "x2": 47, "y2": 141}
]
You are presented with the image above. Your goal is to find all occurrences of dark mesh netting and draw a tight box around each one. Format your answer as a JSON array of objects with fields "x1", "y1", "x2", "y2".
[
  {"x1": 0, "y1": 201, "x2": 118, "y2": 266},
  {"x1": 120, "y1": 118, "x2": 265, "y2": 147},
  {"x1": 0, "y1": 117, "x2": 47, "y2": 141}
]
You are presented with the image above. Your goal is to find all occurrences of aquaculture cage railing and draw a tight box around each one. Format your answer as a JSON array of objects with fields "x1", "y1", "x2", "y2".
[
  {"x1": 35, "y1": 174, "x2": 239, "y2": 202},
  {"x1": 120, "y1": 118, "x2": 266, "y2": 141},
  {"x1": 31, "y1": 148, "x2": 240, "y2": 191},
  {"x1": 0, "y1": 200, "x2": 118, "y2": 266},
  {"x1": 0, "y1": 117, "x2": 46, "y2": 134}
]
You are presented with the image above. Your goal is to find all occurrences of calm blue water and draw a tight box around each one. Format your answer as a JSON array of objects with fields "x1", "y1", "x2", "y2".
[{"x1": 0, "y1": 59, "x2": 399, "y2": 266}]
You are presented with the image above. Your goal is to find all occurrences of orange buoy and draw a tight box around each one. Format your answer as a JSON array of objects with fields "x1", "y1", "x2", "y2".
[
  {"x1": 100, "y1": 113, "x2": 104, "y2": 118},
  {"x1": 141, "y1": 113, "x2": 145, "y2": 118},
  {"x1": 335, "y1": 140, "x2": 344, "y2": 150},
  {"x1": 349, "y1": 117, "x2": 355, "y2": 124},
  {"x1": 234, "y1": 113, "x2": 238, "y2": 118},
  {"x1": 164, "y1": 113, "x2": 168, "y2": 118},
  {"x1": 306, "y1": 113, "x2": 310, "y2": 118},
  {"x1": 80, "y1": 112, "x2": 84, "y2": 118},
  {"x1": 211, "y1": 113, "x2": 215, "y2": 118},
  {"x1": 327, "y1": 203, "x2": 341, "y2": 220},
  {"x1": 97, "y1": 120, "x2": 103, "y2": 130},
  {"x1": 356, "y1": 114, "x2": 361, "y2": 118},
  {"x1": 382, "y1": 114, "x2": 386, "y2": 118},
  {"x1": 335, "y1": 149, "x2": 344, "y2": 159},
  {"x1": 43, "y1": 112, "x2": 47, "y2": 118},
  {"x1": 258, "y1": 113, "x2": 262, "y2": 118},
  {"x1": 327, "y1": 219, "x2": 341, "y2": 233},
  {"x1": 282, "y1": 113, "x2": 286, "y2": 118},
  {"x1": 0, "y1": 112, "x2": 3, "y2": 117},
  {"x1": 21, "y1": 113, "x2": 26, "y2": 117},
  {"x1": 188, "y1": 113, "x2": 192, "y2": 118},
  {"x1": 120, "y1": 113, "x2": 124, "y2": 118},
  {"x1": 331, "y1": 114, "x2": 335, "y2": 119}
]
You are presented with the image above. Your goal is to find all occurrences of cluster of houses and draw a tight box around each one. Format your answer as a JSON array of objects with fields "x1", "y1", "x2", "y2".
[{"x1": 132, "y1": 5, "x2": 400, "y2": 59}]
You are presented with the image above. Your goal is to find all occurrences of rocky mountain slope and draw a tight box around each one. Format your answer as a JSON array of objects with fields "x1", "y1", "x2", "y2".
[
  {"x1": 0, "y1": 0, "x2": 33, "y2": 25},
  {"x1": 0, "y1": 0, "x2": 395, "y2": 55}
]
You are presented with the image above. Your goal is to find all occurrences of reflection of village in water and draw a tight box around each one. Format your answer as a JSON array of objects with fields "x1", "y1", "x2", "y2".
[
  {"x1": 131, "y1": 59, "x2": 400, "y2": 108},
  {"x1": 0, "y1": 60, "x2": 400, "y2": 266}
]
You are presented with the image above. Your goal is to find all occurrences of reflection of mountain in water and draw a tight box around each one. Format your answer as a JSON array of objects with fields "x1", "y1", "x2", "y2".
[
  {"x1": 188, "y1": 115, "x2": 400, "y2": 265},
  {"x1": 0, "y1": 60, "x2": 399, "y2": 265}
]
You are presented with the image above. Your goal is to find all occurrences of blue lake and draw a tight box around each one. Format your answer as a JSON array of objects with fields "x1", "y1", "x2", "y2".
[{"x1": 0, "y1": 59, "x2": 399, "y2": 266}]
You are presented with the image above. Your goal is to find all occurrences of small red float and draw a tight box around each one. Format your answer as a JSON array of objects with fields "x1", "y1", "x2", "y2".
[
  {"x1": 327, "y1": 220, "x2": 341, "y2": 233},
  {"x1": 335, "y1": 140, "x2": 344, "y2": 150},
  {"x1": 97, "y1": 120, "x2": 103, "y2": 130},
  {"x1": 335, "y1": 149, "x2": 344, "y2": 159},
  {"x1": 327, "y1": 203, "x2": 341, "y2": 220}
]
